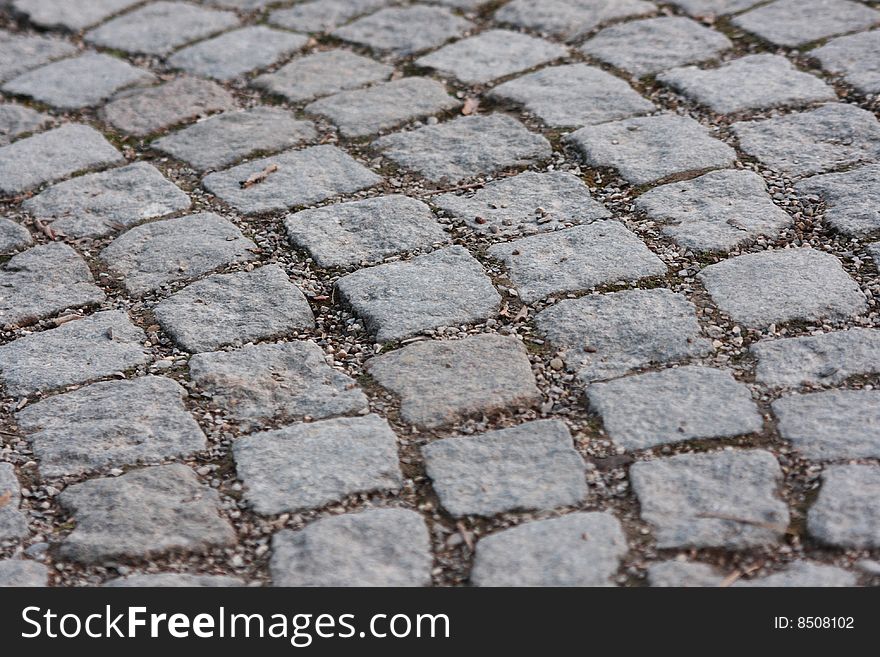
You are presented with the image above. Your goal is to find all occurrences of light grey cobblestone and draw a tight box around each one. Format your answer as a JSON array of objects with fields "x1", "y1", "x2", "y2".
[
  {"x1": 732, "y1": 0, "x2": 880, "y2": 48},
  {"x1": 0, "y1": 217, "x2": 31, "y2": 253},
  {"x1": 795, "y1": 165, "x2": 880, "y2": 236},
  {"x1": 0, "y1": 463, "x2": 27, "y2": 541},
  {"x1": 11, "y1": 0, "x2": 143, "y2": 31},
  {"x1": 0, "y1": 559, "x2": 48, "y2": 587},
  {"x1": 813, "y1": 29, "x2": 880, "y2": 95},
  {"x1": 0, "y1": 29, "x2": 76, "y2": 82},
  {"x1": 808, "y1": 465, "x2": 880, "y2": 549},
  {"x1": 494, "y1": 0, "x2": 657, "y2": 42},
  {"x1": 0, "y1": 102, "x2": 49, "y2": 145},
  {"x1": 269, "y1": 0, "x2": 393, "y2": 34},
  {"x1": 332, "y1": 6, "x2": 473, "y2": 56},
  {"x1": 648, "y1": 560, "x2": 857, "y2": 587}
]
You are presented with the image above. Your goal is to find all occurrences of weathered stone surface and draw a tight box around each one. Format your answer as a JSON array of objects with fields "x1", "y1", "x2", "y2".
[
  {"x1": 0, "y1": 29, "x2": 76, "y2": 82},
  {"x1": 813, "y1": 29, "x2": 880, "y2": 95},
  {"x1": 22, "y1": 162, "x2": 192, "y2": 238},
  {"x1": 808, "y1": 465, "x2": 880, "y2": 549},
  {"x1": 0, "y1": 124, "x2": 123, "y2": 196},
  {"x1": 336, "y1": 246, "x2": 500, "y2": 342},
  {"x1": 0, "y1": 310, "x2": 149, "y2": 396},
  {"x1": 536, "y1": 289, "x2": 712, "y2": 382},
  {"x1": 698, "y1": 248, "x2": 866, "y2": 328},
  {"x1": 491, "y1": 64, "x2": 655, "y2": 128},
  {"x1": 154, "y1": 265, "x2": 315, "y2": 353},
  {"x1": 471, "y1": 512, "x2": 627, "y2": 587},
  {"x1": 631, "y1": 450, "x2": 789, "y2": 548},
  {"x1": 104, "y1": 573, "x2": 244, "y2": 587},
  {"x1": 415, "y1": 29, "x2": 567, "y2": 84},
  {"x1": 0, "y1": 463, "x2": 27, "y2": 541},
  {"x1": 667, "y1": 0, "x2": 764, "y2": 15},
  {"x1": 732, "y1": 0, "x2": 880, "y2": 48},
  {"x1": 635, "y1": 169, "x2": 792, "y2": 252},
  {"x1": 0, "y1": 217, "x2": 31, "y2": 253},
  {"x1": 16, "y1": 376, "x2": 206, "y2": 477},
  {"x1": 100, "y1": 213, "x2": 256, "y2": 296},
  {"x1": 423, "y1": 420, "x2": 586, "y2": 517},
  {"x1": 332, "y1": 6, "x2": 472, "y2": 55},
  {"x1": 189, "y1": 341, "x2": 368, "y2": 429},
  {"x1": 202, "y1": 146, "x2": 381, "y2": 214},
  {"x1": 567, "y1": 114, "x2": 736, "y2": 186},
  {"x1": 589, "y1": 366, "x2": 763, "y2": 451},
  {"x1": 732, "y1": 103, "x2": 880, "y2": 177},
  {"x1": 648, "y1": 560, "x2": 856, "y2": 587},
  {"x1": 58, "y1": 464, "x2": 236, "y2": 563},
  {"x1": 0, "y1": 243, "x2": 105, "y2": 328},
  {"x1": 488, "y1": 222, "x2": 666, "y2": 304},
  {"x1": 285, "y1": 194, "x2": 448, "y2": 269},
  {"x1": 374, "y1": 114, "x2": 551, "y2": 183},
  {"x1": 0, "y1": 102, "x2": 49, "y2": 146},
  {"x1": 306, "y1": 77, "x2": 460, "y2": 138},
  {"x1": 234, "y1": 415, "x2": 403, "y2": 514},
  {"x1": 270, "y1": 509, "x2": 432, "y2": 587},
  {"x1": 269, "y1": 0, "x2": 393, "y2": 33},
  {"x1": 11, "y1": 0, "x2": 143, "y2": 31},
  {"x1": 0, "y1": 559, "x2": 48, "y2": 587},
  {"x1": 796, "y1": 165, "x2": 880, "y2": 237},
  {"x1": 495, "y1": 0, "x2": 657, "y2": 42},
  {"x1": 367, "y1": 334, "x2": 541, "y2": 428}
]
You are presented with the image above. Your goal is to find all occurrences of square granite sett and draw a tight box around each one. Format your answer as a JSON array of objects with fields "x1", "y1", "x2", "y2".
[
  {"x1": 0, "y1": 218, "x2": 32, "y2": 254},
  {"x1": 813, "y1": 30, "x2": 880, "y2": 96},
  {"x1": 795, "y1": 165, "x2": 880, "y2": 237},
  {"x1": 667, "y1": 0, "x2": 765, "y2": 15},
  {"x1": 808, "y1": 465, "x2": 880, "y2": 549},
  {"x1": 0, "y1": 103, "x2": 50, "y2": 146},
  {"x1": 332, "y1": 6, "x2": 473, "y2": 56},
  {"x1": 648, "y1": 559, "x2": 855, "y2": 587},
  {"x1": 269, "y1": 0, "x2": 394, "y2": 33},
  {"x1": 732, "y1": 0, "x2": 880, "y2": 48},
  {"x1": 11, "y1": 0, "x2": 144, "y2": 31},
  {"x1": 0, "y1": 463, "x2": 28, "y2": 542},
  {"x1": 494, "y1": 0, "x2": 657, "y2": 42},
  {"x1": 0, "y1": 30, "x2": 76, "y2": 83},
  {"x1": 0, "y1": 560, "x2": 48, "y2": 587}
]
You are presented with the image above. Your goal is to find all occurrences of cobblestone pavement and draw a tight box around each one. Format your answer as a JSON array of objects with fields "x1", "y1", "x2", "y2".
[{"x1": 0, "y1": 0, "x2": 879, "y2": 588}]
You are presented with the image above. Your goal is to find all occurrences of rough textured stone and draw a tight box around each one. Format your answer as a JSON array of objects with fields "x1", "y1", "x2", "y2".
[
  {"x1": 471, "y1": 513, "x2": 627, "y2": 586},
  {"x1": 58, "y1": 464, "x2": 236, "y2": 563},
  {"x1": 732, "y1": 0, "x2": 880, "y2": 48},
  {"x1": 285, "y1": 194, "x2": 448, "y2": 269},
  {"x1": 22, "y1": 162, "x2": 192, "y2": 238},
  {"x1": 0, "y1": 559, "x2": 48, "y2": 587},
  {"x1": 234, "y1": 415, "x2": 403, "y2": 515},
  {"x1": 336, "y1": 246, "x2": 500, "y2": 342},
  {"x1": 567, "y1": 114, "x2": 736, "y2": 186},
  {"x1": 100, "y1": 213, "x2": 256, "y2": 296},
  {"x1": 808, "y1": 465, "x2": 880, "y2": 549},
  {"x1": 269, "y1": 0, "x2": 393, "y2": 33},
  {"x1": 0, "y1": 217, "x2": 31, "y2": 253},
  {"x1": 813, "y1": 29, "x2": 880, "y2": 95},
  {"x1": 189, "y1": 341, "x2": 368, "y2": 429},
  {"x1": 332, "y1": 6, "x2": 472, "y2": 55},
  {"x1": 270, "y1": 509, "x2": 432, "y2": 587},
  {"x1": 0, "y1": 102, "x2": 49, "y2": 146},
  {"x1": 0, "y1": 310, "x2": 149, "y2": 396},
  {"x1": 11, "y1": 0, "x2": 143, "y2": 31},
  {"x1": 0, "y1": 463, "x2": 27, "y2": 541},
  {"x1": 490, "y1": 64, "x2": 655, "y2": 128},
  {"x1": 648, "y1": 560, "x2": 856, "y2": 587},
  {"x1": 631, "y1": 450, "x2": 789, "y2": 548},
  {"x1": 667, "y1": 0, "x2": 764, "y2": 15},
  {"x1": 796, "y1": 165, "x2": 880, "y2": 237},
  {"x1": 16, "y1": 376, "x2": 206, "y2": 477},
  {"x1": 423, "y1": 420, "x2": 586, "y2": 517},
  {"x1": 536, "y1": 289, "x2": 712, "y2": 383},
  {"x1": 698, "y1": 248, "x2": 866, "y2": 328},
  {"x1": 635, "y1": 169, "x2": 792, "y2": 252},
  {"x1": 732, "y1": 103, "x2": 880, "y2": 177},
  {"x1": 488, "y1": 222, "x2": 666, "y2": 304},
  {"x1": 375, "y1": 114, "x2": 551, "y2": 183},
  {"x1": 104, "y1": 573, "x2": 244, "y2": 587},
  {"x1": 154, "y1": 265, "x2": 315, "y2": 353},
  {"x1": 0, "y1": 29, "x2": 76, "y2": 82},
  {"x1": 202, "y1": 145, "x2": 381, "y2": 215},
  {"x1": 367, "y1": 334, "x2": 541, "y2": 428},
  {"x1": 0, "y1": 243, "x2": 105, "y2": 328},
  {"x1": 495, "y1": 0, "x2": 657, "y2": 42}
]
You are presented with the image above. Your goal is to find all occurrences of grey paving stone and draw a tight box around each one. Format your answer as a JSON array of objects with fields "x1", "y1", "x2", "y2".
[
  {"x1": 285, "y1": 194, "x2": 449, "y2": 269},
  {"x1": 3, "y1": 53, "x2": 154, "y2": 110},
  {"x1": 752, "y1": 328, "x2": 880, "y2": 387},
  {"x1": 813, "y1": 29, "x2": 880, "y2": 96},
  {"x1": 490, "y1": 64, "x2": 655, "y2": 129},
  {"x1": 11, "y1": 0, "x2": 143, "y2": 31},
  {"x1": 104, "y1": 573, "x2": 244, "y2": 587},
  {"x1": 423, "y1": 420, "x2": 586, "y2": 517},
  {"x1": 667, "y1": 0, "x2": 764, "y2": 15},
  {"x1": 581, "y1": 17, "x2": 731, "y2": 78},
  {"x1": 0, "y1": 243, "x2": 105, "y2": 329},
  {"x1": 16, "y1": 376, "x2": 206, "y2": 477},
  {"x1": 269, "y1": 0, "x2": 393, "y2": 33},
  {"x1": 0, "y1": 102, "x2": 50, "y2": 145},
  {"x1": 0, "y1": 29, "x2": 77, "y2": 82},
  {"x1": 0, "y1": 560, "x2": 48, "y2": 587},
  {"x1": 488, "y1": 221, "x2": 666, "y2": 304},
  {"x1": 367, "y1": 334, "x2": 541, "y2": 428},
  {"x1": 808, "y1": 464, "x2": 880, "y2": 549},
  {"x1": 270, "y1": 509, "x2": 432, "y2": 587},
  {"x1": 332, "y1": 6, "x2": 473, "y2": 56},
  {"x1": 189, "y1": 341, "x2": 368, "y2": 429},
  {"x1": 85, "y1": 1, "x2": 240, "y2": 55},
  {"x1": 631, "y1": 450, "x2": 789, "y2": 548},
  {"x1": 659, "y1": 54, "x2": 836, "y2": 114},
  {"x1": 102, "y1": 76, "x2": 237, "y2": 137},
  {"x1": 536, "y1": 289, "x2": 712, "y2": 383},
  {"x1": 415, "y1": 29, "x2": 567, "y2": 85},
  {"x1": 58, "y1": 464, "x2": 236, "y2": 563},
  {"x1": 589, "y1": 366, "x2": 763, "y2": 451},
  {"x1": 698, "y1": 248, "x2": 866, "y2": 328},
  {"x1": 471, "y1": 513, "x2": 626, "y2": 587},
  {"x1": 494, "y1": 0, "x2": 657, "y2": 42},
  {"x1": 635, "y1": 169, "x2": 792, "y2": 252},
  {"x1": 0, "y1": 217, "x2": 32, "y2": 254},
  {"x1": 0, "y1": 463, "x2": 27, "y2": 541},
  {"x1": 306, "y1": 77, "x2": 460, "y2": 138},
  {"x1": 253, "y1": 50, "x2": 393, "y2": 104},
  {"x1": 154, "y1": 265, "x2": 315, "y2": 353},
  {"x1": 732, "y1": 0, "x2": 880, "y2": 48},
  {"x1": 567, "y1": 114, "x2": 736, "y2": 186},
  {"x1": 22, "y1": 162, "x2": 192, "y2": 239},
  {"x1": 234, "y1": 415, "x2": 403, "y2": 515},
  {"x1": 336, "y1": 246, "x2": 500, "y2": 342},
  {"x1": 648, "y1": 560, "x2": 856, "y2": 587},
  {"x1": 732, "y1": 103, "x2": 880, "y2": 177},
  {"x1": 0, "y1": 124, "x2": 123, "y2": 196},
  {"x1": 100, "y1": 212, "x2": 256, "y2": 296},
  {"x1": 796, "y1": 165, "x2": 880, "y2": 237},
  {"x1": 202, "y1": 145, "x2": 381, "y2": 214},
  {"x1": 0, "y1": 310, "x2": 149, "y2": 396},
  {"x1": 168, "y1": 26, "x2": 308, "y2": 81},
  {"x1": 374, "y1": 114, "x2": 551, "y2": 183}
]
